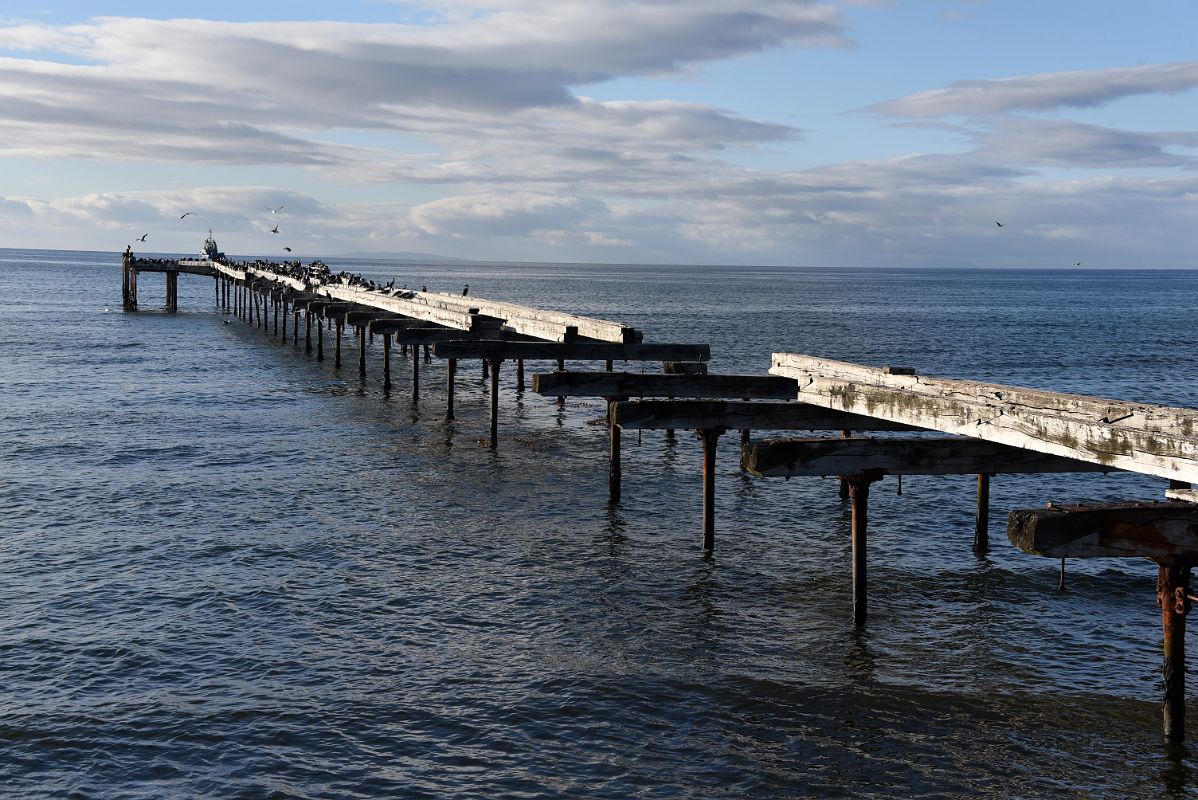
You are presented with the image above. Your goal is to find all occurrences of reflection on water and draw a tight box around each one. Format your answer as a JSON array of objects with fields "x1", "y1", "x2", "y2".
[{"x1": 1, "y1": 251, "x2": 1197, "y2": 797}]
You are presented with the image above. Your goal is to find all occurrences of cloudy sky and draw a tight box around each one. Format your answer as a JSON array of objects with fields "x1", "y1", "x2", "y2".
[{"x1": 1, "y1": 1, "x2": 1195, "y2": 266}]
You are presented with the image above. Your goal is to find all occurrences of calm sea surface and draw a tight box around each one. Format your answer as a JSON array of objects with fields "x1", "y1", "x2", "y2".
[{"x1": 3, "y1": 248, "x2": 1198, "y2": 799}]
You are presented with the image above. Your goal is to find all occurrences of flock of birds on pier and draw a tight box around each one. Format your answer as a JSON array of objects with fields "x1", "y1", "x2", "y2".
[{"x1": 213, "y1": 256, "x2": 464, "y2": 298}]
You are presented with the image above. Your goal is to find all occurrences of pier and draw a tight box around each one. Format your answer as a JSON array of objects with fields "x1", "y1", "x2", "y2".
[{"x1": 121, "y1": 246, "x2": 1198, "y2": 742}]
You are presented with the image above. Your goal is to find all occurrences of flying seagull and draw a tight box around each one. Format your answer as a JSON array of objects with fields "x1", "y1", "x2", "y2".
[
  {"x1": 137, "y1": 233, "x2": 148, "y2": 242},
  {"x1": 266, "y1": 205, "x2": 285, "y2": 214},
  {"x1": 995, "y1": 221, "x2": 1004, "y2": 227},
  {"x1": 284, "y1": 247, "x2": 292, "y2": 252},
  {"x1": 179, "y1": 211, "x2": 196, "y2": 219},
  {"x1": 270, "y1": 224, "x2": 279, "y2": 234}
]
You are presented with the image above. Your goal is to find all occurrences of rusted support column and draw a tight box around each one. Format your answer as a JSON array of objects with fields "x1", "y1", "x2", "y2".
[
  {"x1": 446, "y1": 358, "x2": 456, "y2": 420},
  {"x1": 358, "y1": 325, "x2": 367, "y2": 378},
  {"x1": 121, "y1": 254, "x2": 131, "y2": 310},
  {"x1": 281, "y1": 298, "x2": 288, "y2": 340},
  {"x1": 383, "y1": 334, "x2": 393, "y2": 393},
  {"x1": 273, "y1": 294, "x2": 280, "y2": 337},
  {"x1": 166, "y1": 271, "x2": 177, "y2": 312},
  {"x1": 317, "y1": 314, "x2": 324, "y2": 362},
  {"x1": 488, "y1": 358, "x2": 501, "y2": 449},
  {"x1": 516, "y1": 359, "x2": 525, "y2": 393},
  {"x1": 740, "y1": 429, "x2": 750, "y2": 446},
  {"x1": 293, "y1": 308, "x2": 300, "y2": 346},
  {"x1": 214, "y1": 274, "x2": 219, "y2": 308},
  {"x1": 334, "y1": 318, "x2": 343, "y2": 368},
  {"x1": 848, "y1": 478, "x2": 871, "y2": 627},
  {"x1": 609, "y1": 399, "x2": 623, "y2": 504},
  {"x1": 974, "y1": 473, "x2": 991, "y2": 553},
  {"x1": 130, "y1": 269, "x2": 138, "y2": 312},
  {"x1": 839, "y1": 429, "x2": 852, "y2": 499},
  {"x1": 557, "y1": 358, "x2": 566, "y2": 407},
  {"x1": 1158, "y1": 563, "x2": 1191, "y2": 742},
  {"x1": 305, "y1": 309, "x2": 312, "y2": 353},
  {"x1": 411, "y1": 339, "x2": 420, "y2": 402},
  {"x1": 700, "y1": 428, "x2": 723, "y2": 551}
]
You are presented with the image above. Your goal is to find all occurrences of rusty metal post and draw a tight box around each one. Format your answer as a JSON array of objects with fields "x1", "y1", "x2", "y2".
[
  {"x1": 740, "y1": 429, "x2": 750, "y2": 446},
  {"x1": 445, "y1": 358, "x2": 456, "y2": 419},
  {"x1": 608, "y1": 399, "x2": 622, "y2": 504},
  {"x1": 700, "y1": 428, "x2": 723, "y2": 551},
  {"x1": 411, "y1": 338, "x2": 420, "y2": 402},
  {"x1": 557, "y1": 358, "x2": 566, "y2": 407},
  {"x1": 335, "y1": 318, "x2": 343, "y2": 368},
  {"x1": 489, "y1": 358, "x2": 500, "y2": 449},
  {"x1": 166, "y1": 271, "x2": 177, "y2": 312},
  {"x1": 848, "y1": 478, "x2": 870, "y2": 627},
  {"x1": 1158, "y1": 563, "x2": 1191, "y2": 741},
  {"x1": 839, "y1": 429, "x2": 852, "y2": 499},
  {"x1": 974, "y1": 473, "x2": 991, "y2": 552},
  {"x1": 358, "y1": 326, "x2": 367, "y2": 378},
  {"x1": 383, "y1": 334, "x2": 393, "y2": 393}
]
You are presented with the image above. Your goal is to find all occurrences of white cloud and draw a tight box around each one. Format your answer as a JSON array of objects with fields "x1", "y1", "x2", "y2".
[{"x1": 874, "y1": 61, "x2": 1198, "y2": 117}]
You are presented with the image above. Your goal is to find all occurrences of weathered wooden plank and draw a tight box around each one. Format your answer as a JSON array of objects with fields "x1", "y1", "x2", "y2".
[
  {"x1": 369, "y1": 318, "x2": 427, "y2": 335},
  {"x1": 742, "y1": 436, "x2": 1115, "y2": 478},
  {"x1": 1008, "y1": 502, "x2": 1198, "y2": 561},
  {"x1": 613, "y1": 400, "x2": 918, "y2": 431},
  {"x1": 131, "y1": 262, "x2": 214, "y2": 277},
  {"x1": 532, "y1": 372, "x2": 799, "y2": 400},
  {"x1": 771, "y1": 353, "x2": 1198, "y2": 483},
  {"x1": 431, "y1": 341, "x2": 710, "y2": 362},
  {"x1": 346, "y1": 310, "x2": 392, "y2": 326},
  {"x1": 318, "y1": 284, "x2": 484, "y2": 331},
  {"x1": 420, "y1": 292, "x2": 638, "y2": 343},
  {"x1": 392, "y1": 329, "x2": 538, "y2": 344}
]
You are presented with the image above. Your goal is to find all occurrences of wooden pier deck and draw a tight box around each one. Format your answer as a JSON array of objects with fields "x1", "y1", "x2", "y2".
[{"x1": 120, "y1": 250, "x2": 1198, "y2": 742}]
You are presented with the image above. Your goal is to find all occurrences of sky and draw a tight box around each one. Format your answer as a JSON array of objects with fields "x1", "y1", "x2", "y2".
[{"x1": 0, "y1": 0, "x2": 1195, "y2": 267}]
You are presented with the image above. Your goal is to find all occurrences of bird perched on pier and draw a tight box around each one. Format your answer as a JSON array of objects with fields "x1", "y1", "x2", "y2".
[
  {"x1": 179, "y1": 212, "x2": 196, "y2": 219},
  {"x1": 462, "y1": 284, "x2": 469, "y2": 296},
  {"x1": 270, "y1": 224, "x2": 279, "y2": 234},
  {"x1": 137, "y1": 233, "x2": 148, "y2": 242}
]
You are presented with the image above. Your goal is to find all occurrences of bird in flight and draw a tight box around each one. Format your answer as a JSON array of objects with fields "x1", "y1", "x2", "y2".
[
  {"x1": 266, "y1": 205, "x2": 285, "y2": 214},
  {"x1": 270, "y1": 224, "x2": 279, "y2": 234},
  {"x1": 995, "y1": 221, "x2": 1004, "y2": 227},
  {"x1": 137, "y1": 233, "x2": 148, "y2": 241},
  {"x1": 284, "y1": 247, "x2": 292, "y2": 252},
  {"x1": 179, "y1": 212, "x2": 196, "y2": 219},
  {"x1": 1075, "y1": 262, "x2": 1081, "y2": 266}
]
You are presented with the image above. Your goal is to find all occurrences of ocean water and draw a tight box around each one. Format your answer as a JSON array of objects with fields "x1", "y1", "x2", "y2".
[{"x1": 2, "y1": 247, "x2": 1198, "y2": 799}]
